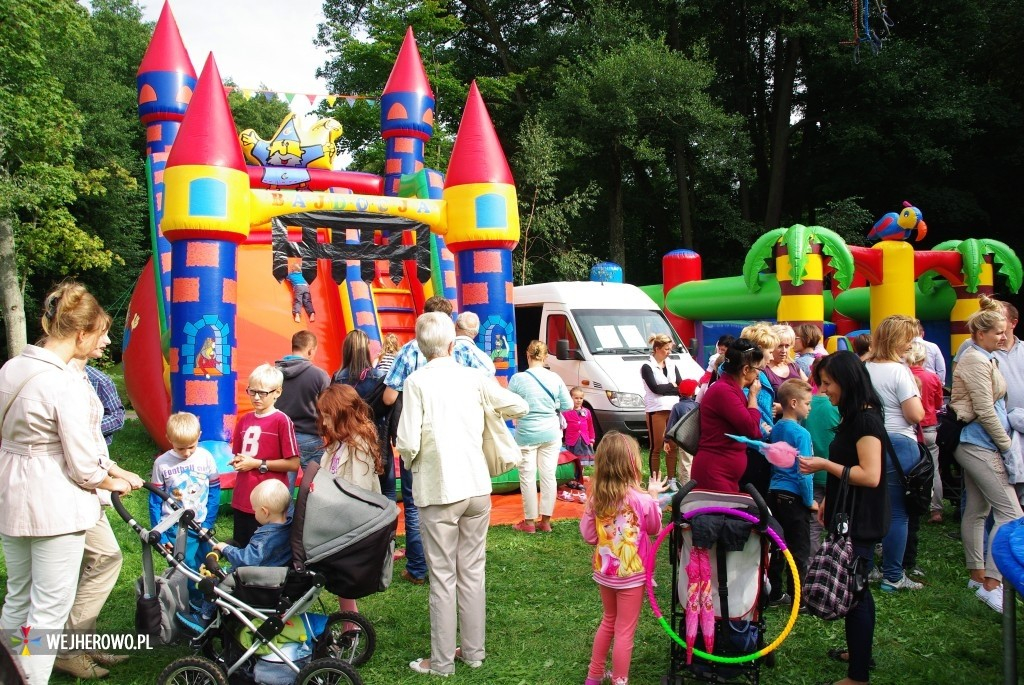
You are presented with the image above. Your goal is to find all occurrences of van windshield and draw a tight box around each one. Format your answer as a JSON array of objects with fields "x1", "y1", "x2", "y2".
[{"x1": 571, "y1": 309, "x2": 683, "y2": 355}]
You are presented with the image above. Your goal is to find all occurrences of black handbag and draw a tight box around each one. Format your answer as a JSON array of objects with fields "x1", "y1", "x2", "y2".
[
  {"x1": 665, "y1": 405, "x2": 700, "y2": 454},
  {"x1": 935, "y1": 408, "x2": 968, "y2": 466},
  {"x1": 804, "y1": 467, "x2": 866, "y2": 620},
  {"x1": 886, "y1": 433, "x2": 934, "y2": 517}
]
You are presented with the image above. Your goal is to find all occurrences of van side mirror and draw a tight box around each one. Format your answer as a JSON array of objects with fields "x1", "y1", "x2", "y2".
[{"x1": 555, "y1": 339, "x2": 582, "y2": 361}]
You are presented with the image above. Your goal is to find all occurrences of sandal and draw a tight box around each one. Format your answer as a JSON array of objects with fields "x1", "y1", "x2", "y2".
[
  {"x1": 826, "y1": 648, "x2": 876, "y2": 669},
  {"x1": 558, "y1": 490, "x2": 575, "y2": 502}
]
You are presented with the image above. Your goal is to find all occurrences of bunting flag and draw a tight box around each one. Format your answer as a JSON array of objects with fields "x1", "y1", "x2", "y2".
[{"x1": 222, "y1": 84, "x2": 380, "y2": 112}]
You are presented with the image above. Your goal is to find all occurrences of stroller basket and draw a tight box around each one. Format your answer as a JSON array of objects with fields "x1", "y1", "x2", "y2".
[{"x1": 292, "y1": 461, "x2": 399, "y2": 598}]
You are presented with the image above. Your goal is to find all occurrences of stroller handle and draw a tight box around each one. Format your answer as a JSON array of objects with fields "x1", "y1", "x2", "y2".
[
  {"x1": 741, "y1": 482, "x2": 771, "y2": 528},
  {"x1": 670, "y1": 479, "x2": 699, "y2": 514}
]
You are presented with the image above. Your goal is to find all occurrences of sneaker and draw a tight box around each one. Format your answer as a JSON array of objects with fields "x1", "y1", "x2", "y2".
[
  {"x1": 53, "y1": 654, "x2": 109, "y2": 680},
  {"x1": 908, "y1": 567, "x2": 926, "y2": 578},
  {"x1": 536, "y1": 520, "x2": 553, "y2": 533},
  {"x1": 976, "y1": 584, "x2": 1004, "y2": 613},
  {"x1": 768, "y1": 593, "x2": 792, "y2": 607},
  {"x1": 880, "y1": 574, "x2": 923, "y2": 592},
  {"x1": 454, "y1": 647, "x2": 483, "y2": 668},
  {"x1": 967, "y1": 579, "x2": 984, "y2": 591},
  {"x1": 512, "y1": 519, "x2": 536, "y2": 534},
  {"x1": 666, "y1": 478, "x2": 679, "y2": 492},
  {"x1": 868, "y1": 567, "x2": 883, "y2": 583},
  {"x1": 175, "y1": 610, "x2": 212, "y2": 635},
  {"x1": 558, "y1": 490, "x2": 575, "y2": 502}
]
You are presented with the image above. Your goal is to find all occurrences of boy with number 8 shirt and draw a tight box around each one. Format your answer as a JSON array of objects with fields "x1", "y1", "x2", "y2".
[{"x1": 231, "y1": 364, "x2": 300, "y2": 547}]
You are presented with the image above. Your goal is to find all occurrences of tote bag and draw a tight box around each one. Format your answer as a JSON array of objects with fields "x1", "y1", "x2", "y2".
[
  {"x1": 804, "y1": 467, "x2": 867, "y2": 620},
  {"x1": 481, "y1": 388, "x2": 520, "y2": 477},
  {"x1": 666, "y1": 405, "x2": 700, "y2": 454}
]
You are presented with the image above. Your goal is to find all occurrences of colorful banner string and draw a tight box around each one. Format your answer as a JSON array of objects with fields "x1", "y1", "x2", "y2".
[{"x1": 223, "y1": 86, "x2": 379, "y2": 110}]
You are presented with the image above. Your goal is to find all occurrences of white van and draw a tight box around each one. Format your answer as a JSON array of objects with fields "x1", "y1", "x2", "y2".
[{"x1": 513, "y1": 281, "x2": 702, "y2": 440}]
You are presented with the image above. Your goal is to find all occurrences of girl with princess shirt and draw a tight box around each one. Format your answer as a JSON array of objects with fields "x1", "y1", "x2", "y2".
[
  {"x1": 580, "y1": 432, "x2": 666, "y2": 685},
  {"x1": 563, "y1": 386, "x2": 597, "y2": 464}
]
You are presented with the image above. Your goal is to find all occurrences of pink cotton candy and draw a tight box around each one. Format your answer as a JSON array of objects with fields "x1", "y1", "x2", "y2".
[{"x1": 764, "y1": 442, "x2": 798, "y2": 468}]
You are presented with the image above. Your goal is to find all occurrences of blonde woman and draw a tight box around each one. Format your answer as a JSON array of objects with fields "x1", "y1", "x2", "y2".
[
  {"x1": 864, "y1": 315, "x2": 925, "y2": 592},
  {"x1": 640, "y1": 333, "x2": 683, "y2": 489},
  {"x1": 0, "y1": 283, "x2": 139, "y2": 684},
  {"x1": 765, "y1": 324, "x2": 807, "y2": 391},
  {"x1": 508, "y1": 340, "x2": 573, "y2": 533},
  {"x1": 949, "y1": 296, "x2": 1023, "y2": 612}
]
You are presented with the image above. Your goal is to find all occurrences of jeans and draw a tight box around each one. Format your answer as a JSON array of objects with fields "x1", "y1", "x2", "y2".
[
  {"x1": 846, "y1": 541, "x2": 876, "y2": 683},
  {"x1": 292, "y1": 432, "x2": 324, "y2": 490},
  {"x1": 881, "y1": 433, "x2": 919, "y2": 582},
  {"x1": 379, "y1": 444, "x2": 397, "y2": 502},
  {"x1": 401, "y1": 458, "x2": 427, "y2": 579}
]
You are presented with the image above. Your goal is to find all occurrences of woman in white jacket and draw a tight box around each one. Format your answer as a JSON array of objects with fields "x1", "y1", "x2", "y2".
[
  {"x1": 950, "y1": 296, "x2": 1024, "y2": 612},
  {"x1": 0, "y1": 283, "x2": 137, "y2": 684}
]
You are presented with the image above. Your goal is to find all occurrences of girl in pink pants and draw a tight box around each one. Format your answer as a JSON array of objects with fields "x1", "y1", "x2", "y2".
[{"x1": 580, "y1": 431, "x2": 666, "y2": 685}]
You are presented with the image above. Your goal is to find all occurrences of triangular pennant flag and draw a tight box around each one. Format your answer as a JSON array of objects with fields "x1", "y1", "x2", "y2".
[
  {"x1": 326, "y1": 95, "x2": 337, "y2": 107},
  {"x1": 365, "y1": 99, "x2": 376, "y2": 108},
  {"x1": 242, "y1": 88, "x2": 254, "y2": 99},
  {"x1": 284, "y1": 92, "x2": 296, "y2": 104},
  {"x1": 262, "y1": 91, "x2": 275, "y2": 102},
  {"x1": 345, "y1": 97, "x2": 356, "y2": 107},
  {"x1": 306, "y1": 93, "x2": 317, "y2": 105},
  {"x1": 223, "y1": 85, "x2": 235, "y2": 92}
]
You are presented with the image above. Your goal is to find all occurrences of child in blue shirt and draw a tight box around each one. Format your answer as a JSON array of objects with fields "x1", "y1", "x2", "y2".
[
  {"x1": 766, "y1": 378, "x2": 817, "y2": 607},
  {"x1": 177, "y1": 479, "x2": 293, "y2": 634},
  {"x1": 150, "y1": 413, "x2": 220, "y2": 610},
  {"x1": 286, "y1": 263, "x2": 315, "y2": 323},
  {"x1": 665, "y1": 378, "x2": 699, "y2": 485}
]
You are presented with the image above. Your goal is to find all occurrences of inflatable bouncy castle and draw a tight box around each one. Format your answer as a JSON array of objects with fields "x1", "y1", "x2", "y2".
[{"x1": 124, "y1": 4, "x2": 521, "y2": 483}]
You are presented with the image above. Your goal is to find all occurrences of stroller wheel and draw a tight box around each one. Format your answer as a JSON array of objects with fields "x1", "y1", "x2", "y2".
[
  {"x1": 157, "y1": 655, "x2": 229, "y2": 685},
  {"x1": 295, "y1": 657, "x2": 363, "y2": 685},
  {"x1": 314, "y1": 611, "x2": 376, "y2": 666}
]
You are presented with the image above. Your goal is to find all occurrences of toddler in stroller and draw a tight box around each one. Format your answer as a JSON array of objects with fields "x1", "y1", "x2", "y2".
[
  {"x1": 649, "y1": 482, "x2": 800, "y2": 685},
  {"x1": 113, "y1": 459, "x2": 398, "y2": 685}
]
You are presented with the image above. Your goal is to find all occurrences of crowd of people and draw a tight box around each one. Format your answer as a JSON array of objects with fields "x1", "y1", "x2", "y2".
[{"x1": 2, "y1": 282, "x2": 1021, "y2": 685}]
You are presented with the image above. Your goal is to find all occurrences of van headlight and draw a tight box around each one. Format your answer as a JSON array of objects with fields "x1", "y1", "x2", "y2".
[{"x1": 605, "y1": 391, "x2": 644, "y2": 408}]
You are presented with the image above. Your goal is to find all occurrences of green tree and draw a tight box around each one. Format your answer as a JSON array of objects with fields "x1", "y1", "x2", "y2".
[
  {"x1": 511, "y1": 115, "x2": 597, "y2": 284},
  {"x1": 0, "y1": 0, "x2": 117, "y2": 356}
]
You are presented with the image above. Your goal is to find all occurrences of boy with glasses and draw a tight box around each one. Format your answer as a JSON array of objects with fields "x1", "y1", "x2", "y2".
[{"x1": 230, "y1": 364, "x2": 299, "y2": 546}]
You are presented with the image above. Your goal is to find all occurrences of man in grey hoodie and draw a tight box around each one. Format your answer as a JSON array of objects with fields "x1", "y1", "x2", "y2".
[{"x1": 276, "y1": 330, "x2": 331, "y2": 485}]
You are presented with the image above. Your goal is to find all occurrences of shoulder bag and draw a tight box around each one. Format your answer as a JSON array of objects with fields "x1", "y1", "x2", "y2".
[
  {"x1": 803, "y1": 466, "x2": 867, "y2": 620},
  {"x1": 935, "y1": 407, "x2": 969, "y2": 467},
  {"x1": 886, "y1": 433, "x2": 934, "y2": 517},
  {"x1": 666, "y1": 405, "x2": 700, "y2": 454},
  {"x1": 481, "y1": 387, "x2": 521, "y2": 477},
  {"x1": 525, "y1": 370, "x2": 568, "y2": 431}
]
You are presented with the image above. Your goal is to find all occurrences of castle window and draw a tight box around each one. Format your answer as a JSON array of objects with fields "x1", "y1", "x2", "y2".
[
  {"x1": 188, "y1": 178, "x2": 227, "y2": 218},
  {"x1": 475, "y1": 194, "x2": 507, "y2": 229}
]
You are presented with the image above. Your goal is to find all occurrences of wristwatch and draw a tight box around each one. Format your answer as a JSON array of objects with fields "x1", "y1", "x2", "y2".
[{"x1": 258, "y1": 460, "x2": 268, "y2": 474}]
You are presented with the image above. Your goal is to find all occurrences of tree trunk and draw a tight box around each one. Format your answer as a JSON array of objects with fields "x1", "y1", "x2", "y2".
[
  {"x1": 672, "y1": 133, "x2": 694, "y2": 248},
  {"x1": 764, "y1": 34, "x2": 801, "y2": 229},
  {"x1": 608, "y1": 144, "x2": 625, "y2": 272},
  {"x1": 0, "y1": 213, "x2": 27, "y2": 359}
]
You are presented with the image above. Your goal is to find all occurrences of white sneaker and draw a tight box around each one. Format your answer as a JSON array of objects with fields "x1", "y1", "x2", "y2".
[
  {"x1": 666, "y1": 478, "x2": 679, "y2": 492},
  {"x1": 880, "y1": 574, "x2": 923, "y2": 592},
  {"x1": 967, "y1": 579, "x2": 983, "y2": 591},
  {"x1": 976, "y1": 585, "x2": 1004, "y2": 613},
  {"x1": 868, "y1": 567, "x2": 883, "y2": 583}
]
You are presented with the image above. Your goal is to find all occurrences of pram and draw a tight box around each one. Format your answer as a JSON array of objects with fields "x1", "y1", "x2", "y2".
[
  {"x1": 653, "y1": 482, "x2": 796, "y2": 685},
  {"x1": 113, "y1": 459, "x2": 398, "y2": 685}
]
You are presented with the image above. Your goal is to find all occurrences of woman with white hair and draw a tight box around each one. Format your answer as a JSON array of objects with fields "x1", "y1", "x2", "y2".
[
  {"x1": 397, "y1": 312, "x2": 528, "y2": 677},
  {"x1": 765, "y1": 324, "x2": 807, "y2": 391}
]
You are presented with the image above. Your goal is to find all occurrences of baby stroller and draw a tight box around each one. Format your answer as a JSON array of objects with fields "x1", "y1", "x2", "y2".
[
  {"x1": 113, "y1": 459, "x2": 398, "y2": 685},
  {"x1": 657, "y1": 482, "x2": 787, "y2": 685}
]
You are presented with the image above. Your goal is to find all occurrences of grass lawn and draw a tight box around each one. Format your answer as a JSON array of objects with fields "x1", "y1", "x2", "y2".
[{"x1": 3, "y1": 416, "x2": 1023, "y2": 684}]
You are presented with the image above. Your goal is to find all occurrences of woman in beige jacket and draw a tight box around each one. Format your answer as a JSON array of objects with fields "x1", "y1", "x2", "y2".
[
  {"x1": 949, "y1": 296, "x2": 1023, "y2": 613},
  {"x1": 0, "y1": 283, "x2": 137, "y2": 684}
]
